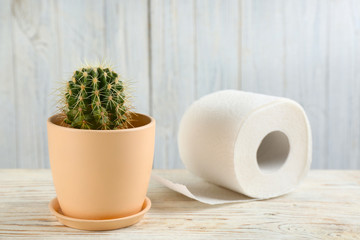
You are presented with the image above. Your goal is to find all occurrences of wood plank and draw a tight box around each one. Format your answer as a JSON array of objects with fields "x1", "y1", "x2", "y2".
[
  {"x1": 0, "y1": 0, "x2": 17, "y2": 168},
  {"x1": 327, "y1": 0, "x2": 360, "y2": 169},
  {"x1": 57, "y1": 0, "x2": 106, "y2": 71},
  {"x1": 59, "y1": 0, "x2": 149, "y2": 114},
  {"x1": 150, "y1": 0, "x2": 196, "y2": 168},
  {"x1": 195, "y1": 0, "x2": 241, "y2": 98},
  {"x1": 104, "y1": 0, "x2": 150, "y2": 114},
  {"x1": 0, "y1": 169, "x2": 359, "y2": 239},
  {"x1": 11, "y1": 0, "x2": 61, "y2": 168},
  {"x1": 4, "y1": 0, "x2": 150, "y2": 169},
  {"x1": 1, "y1": 0, "x2": 360, "y2": 170},
  {"x1": 240, "y1": 0, "x2": 329, "y2": 169},
  {"x1": 281, "y1": 0, "x2": 329, "y2": 169},
  {"x1": 241, "y1": 0, "x2": 286, "y2": 96},
  {"x1": 150, "y1": 0, "x2": 240, "y2": 168}
]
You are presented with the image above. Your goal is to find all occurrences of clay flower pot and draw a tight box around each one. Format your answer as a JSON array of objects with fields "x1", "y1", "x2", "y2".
[{"x1": 47, "y1": 113, "x2": 155, "y2": 220}]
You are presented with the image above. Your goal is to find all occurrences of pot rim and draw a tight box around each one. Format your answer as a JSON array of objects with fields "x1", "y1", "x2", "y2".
[{"x1": 47, "y1": 112, "x2": 155, "y2": 133}]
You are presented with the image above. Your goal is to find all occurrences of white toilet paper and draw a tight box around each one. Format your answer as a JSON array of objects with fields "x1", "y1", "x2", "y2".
[{"x1": 153, "y1": 90, "x2": 312, "y2": 204}]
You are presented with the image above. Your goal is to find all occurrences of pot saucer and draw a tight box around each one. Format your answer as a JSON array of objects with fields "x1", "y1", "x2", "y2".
[{"x1": 49, "y1": 197, "x2": 151, "y2": 231}]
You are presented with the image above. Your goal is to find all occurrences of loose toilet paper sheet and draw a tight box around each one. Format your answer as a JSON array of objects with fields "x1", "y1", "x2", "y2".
[
  {"x1": 152, "y1": 171, "x2": 255, "y2": 205},
  {"x1": 153, "y1": 90, "x2": 312, "y2": 204}
]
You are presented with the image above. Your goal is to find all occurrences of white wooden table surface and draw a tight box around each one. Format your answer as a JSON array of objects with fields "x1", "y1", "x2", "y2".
[{"x1": 0, "y1": 169, "x2": 359, "y2": 239}]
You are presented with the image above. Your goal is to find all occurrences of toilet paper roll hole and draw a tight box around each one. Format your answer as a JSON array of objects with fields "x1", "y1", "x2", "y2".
[{"x1": 256, "y1": 131, "x2": 290, "y2": 173}]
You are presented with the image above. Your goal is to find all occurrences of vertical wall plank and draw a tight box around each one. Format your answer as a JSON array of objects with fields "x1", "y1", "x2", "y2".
[
  {"x1": 241, "y1": 0, "x2": 286, "y2": 96},
  {"x1": 58, "y1": 0, "x2": 149, "y2": 114},
  {"x1": 349, "y1": 0, "x2": 360, "y2": 169},
  {"x1": 241, "y1": 0, "x2": 360, "y2": 169},
  {"x1": 1, "y1": 0, "x2": 360, "y2": 169},
  {"x1": 53, "y1": 0, "x2": 108, "y2": 168},
  {"x1": 281, "y1": 0, "x2": 329, "y2": 169},
  {"x1": 327, "y1": 0, "x2": 360, "y2": 169},
  {"x1": 104, "y1": 0, "x2": 150, "y2": 114},
  {"x1": 0, "y1": 0, "x2": 150, "y2": 168},
  {"x1": 151, "y1": 0, "x2": 196, "y2": 168},
  {"x1": 57, "y1": 0, "x2": 106, "y2": 75},
  {"x1": 0, "y1": 0, "x2": 17, "y2": 168},
  {"x1": 195, "y1": 0, "x2": 240, "y2": 98},
  {"x1": 57, "y1": 0, "x2": 150, "y2": 162},
  {"x1": 150, "y1": 0, "x2": 240, "y2": 168},
  {"x1": 241, "y1": 0, "x2": 329, "y2": 168},
  {"x1": 11, "y1": 0, "x2": 60, "y2": 168}
]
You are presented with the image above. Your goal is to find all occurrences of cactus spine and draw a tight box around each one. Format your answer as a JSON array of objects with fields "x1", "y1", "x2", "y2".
[{"x1": 61, "y1": 65, "x2": 132, "y2": 130}]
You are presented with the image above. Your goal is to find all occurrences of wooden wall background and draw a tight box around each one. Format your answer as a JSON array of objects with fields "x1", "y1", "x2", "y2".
[{"x1": 0, "y1": 0, "x2": 359, "y2": 169}]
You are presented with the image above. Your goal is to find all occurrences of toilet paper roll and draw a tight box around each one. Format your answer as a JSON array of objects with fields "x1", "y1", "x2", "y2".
[{"x1": 153, "y1": 90, "x2": 312, "y2": 204}]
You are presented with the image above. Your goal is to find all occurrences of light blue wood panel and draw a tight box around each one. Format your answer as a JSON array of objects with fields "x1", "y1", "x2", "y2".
[
  {"x1": 150, "y1": 0, "x2": 196, "y2": 168},
  {"x1": 0, "y1": 0, "x2": 150, "y2": 168},
  {"x1": 104, "y1": 0, "x2": 150, "y2": 115},
  {"x1": 327, "y1": 0, "x2": 360, "y2": 169},
  {"x1": 280, "y1": 0, "x2": 329, "y2": 169},
  {"x1": 241, "y1": 0, "x2": 329, "y2": 168},
  {"x1": 150, "y1": 0, "x2": 240, "y2": 168},
  {"x1": 58, "y1": 0, "x2": 150, "y2": 113},
  {"x1": 0, "y1": 0, "x2": 17, "y2": 168},
  {"x1": 241, "y1": 0, "x2": 360, "y2": 169},
  {"x1": 195, "y1": 0, "x2": 241, "y2": 98},
  {"x1": 241, "y1": 0, "x2": 286, "y2": 96},
  {"x1": 0, "y1": 0, "x2": 359, "y2": 169},
  {"x1": 11, "y1": 0, "x2": 60, "y2": 168}
]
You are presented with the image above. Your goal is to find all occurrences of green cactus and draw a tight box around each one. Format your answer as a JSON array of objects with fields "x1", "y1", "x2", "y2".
[{"x1": 60, "y1": 64, "x2": 132, "y2": 130}]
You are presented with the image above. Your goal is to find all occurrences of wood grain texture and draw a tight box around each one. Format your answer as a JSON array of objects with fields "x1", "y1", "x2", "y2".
[
  {"x1": 104, "y1": 0, "x2": 150, "y2": 114},
  {"x1": 0, "y1": 0, "x2": 149, "y2": 168},
  {"x1": 0, "y1": 0, "x2": 17, "y2": 168},
  {"x1": 0, "y1": 169, "x2": 359, "y2": 239},
  {"x1": 241, "y1": 0, "x2": 286, "y2": 96},
  {"x1": 327, "y1": 0, "x2": 360, "y2": 169},
  {"x1": 150, "y1": 0, "x2": 196, "y2": 168},
  {"x1": 280, "y1": 0, "x2": 329, "y2": 169},
  {"x1": 10, "y1": 0, "x2": 60, "y2": 168},
  {"x1": 150, "y1": 0, "x2": 240, "y2": 168},
  {"x1": 240, "y1": 0, "x2": 360, "y2": 169},
  {"x1": 57, "y1": 0, "x2": 106, "y2": 69},
  {"x1": 0, "y1": 0, "x2": 360, "y2": 169},
  {"x1": 57, "y1": 0, "x2": 149, "y2": 112},
  {"x1": 195, "y1": 0, "x2": 240, "y2": 98}
]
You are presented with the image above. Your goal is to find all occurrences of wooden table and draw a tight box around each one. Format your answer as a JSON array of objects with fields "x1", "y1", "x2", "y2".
[{"x1": 0, "y1": 169, "x2": 359, "y2": 239}]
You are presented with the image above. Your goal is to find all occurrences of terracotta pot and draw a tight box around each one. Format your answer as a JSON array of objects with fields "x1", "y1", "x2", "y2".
[{"x1": 47, "y1": 113, "x2": 155, "y2": 220}]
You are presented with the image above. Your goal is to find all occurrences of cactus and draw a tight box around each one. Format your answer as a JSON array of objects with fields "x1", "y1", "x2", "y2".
[{"x1": 60, "y1": 64, "x2": 132, "y2": 130}]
